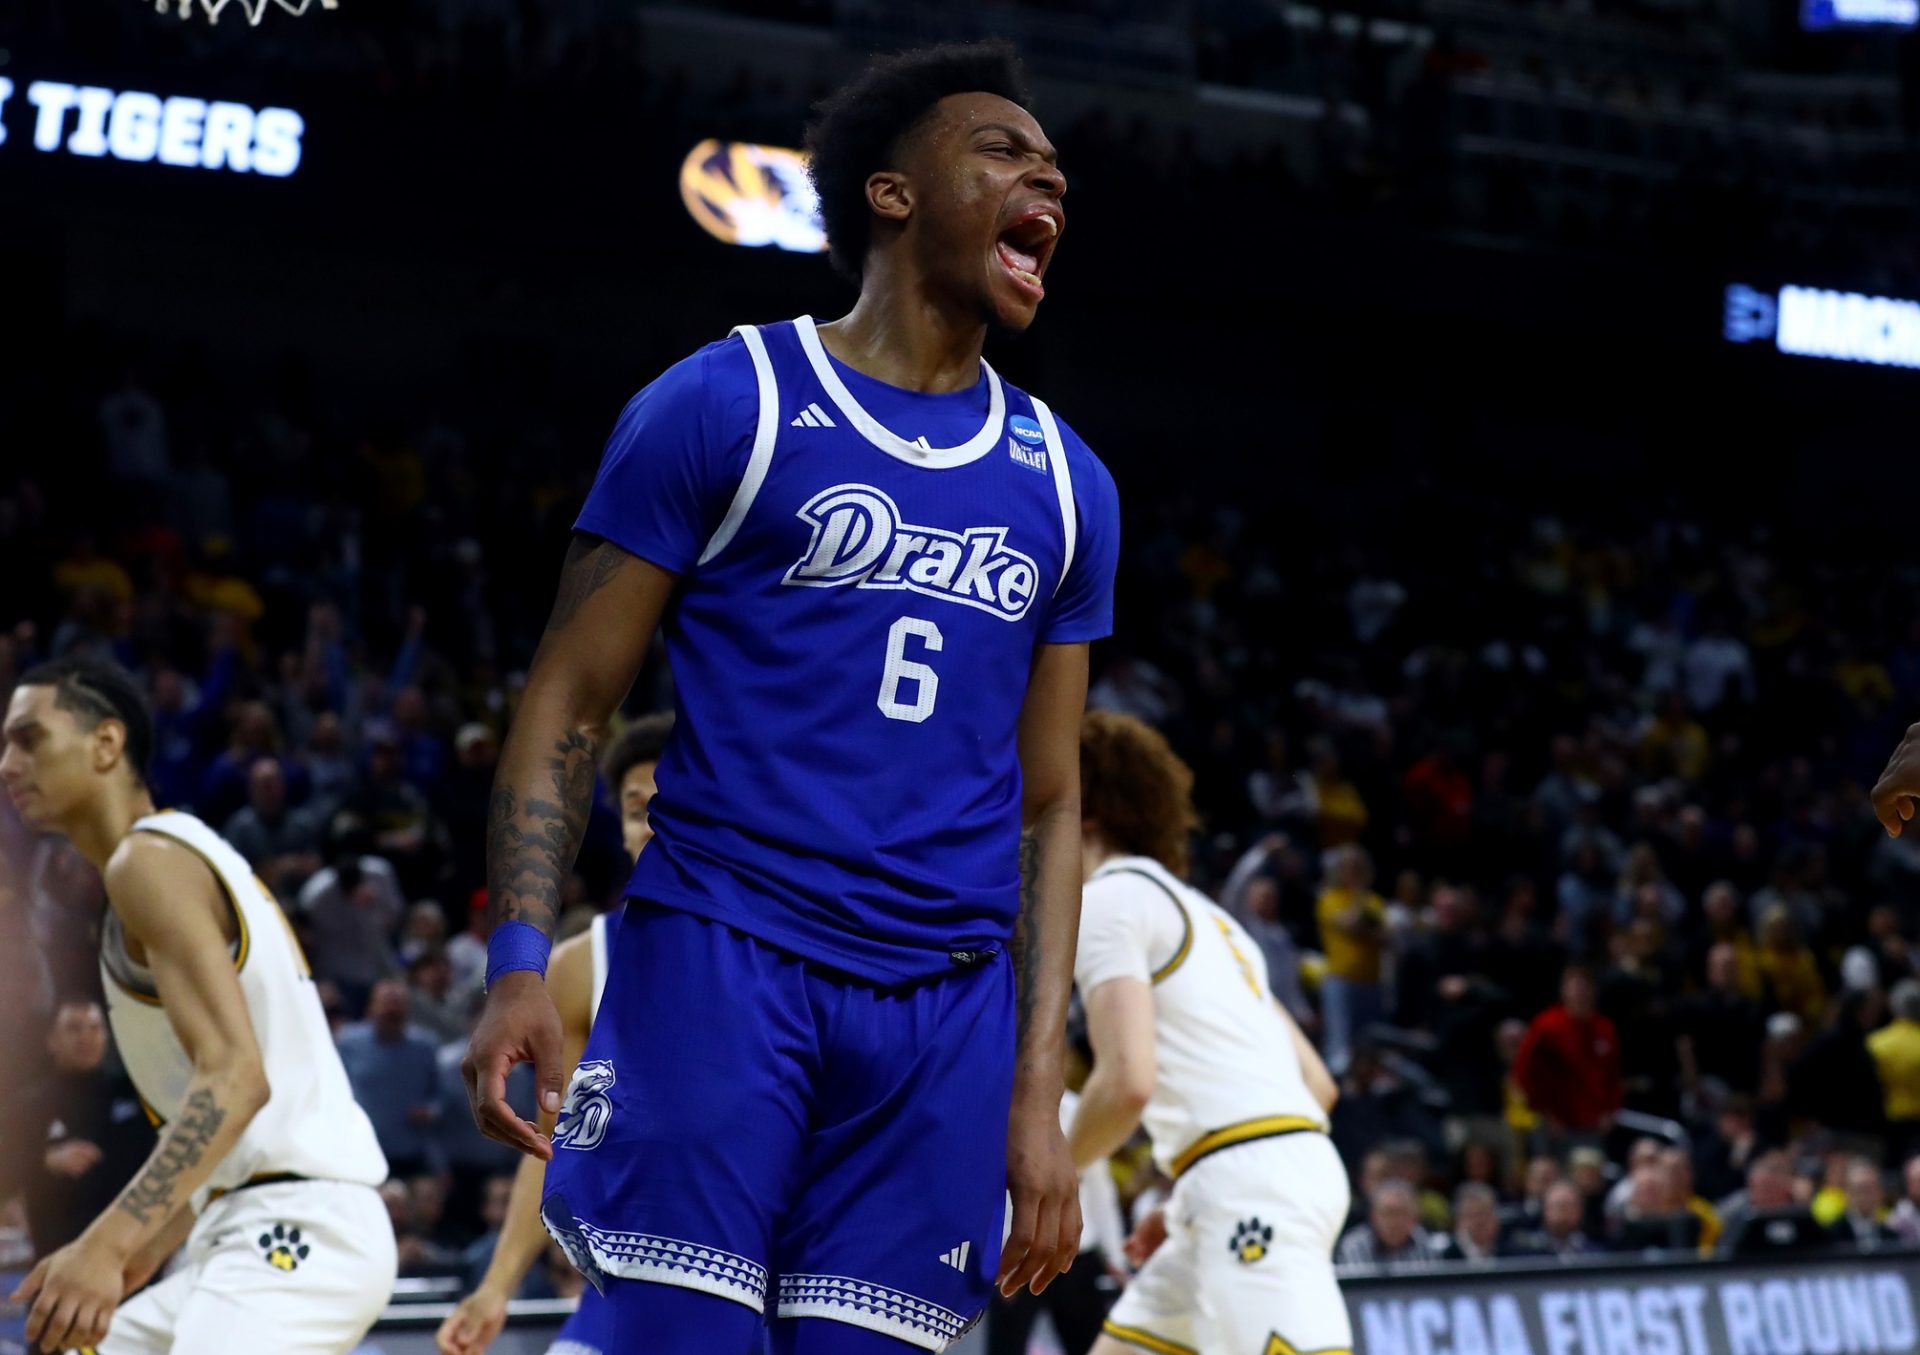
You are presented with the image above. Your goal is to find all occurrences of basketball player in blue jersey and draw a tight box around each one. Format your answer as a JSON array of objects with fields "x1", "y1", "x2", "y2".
[{"x1": 460, "y1": 39, "x2": 1119, "y2": 1355}]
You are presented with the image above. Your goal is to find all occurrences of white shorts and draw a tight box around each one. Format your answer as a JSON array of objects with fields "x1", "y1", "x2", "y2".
[
  {"x1": 1104, "y1": 1131, "x2": 1351, "y2": 1355},
  {"x1": 99, "y1": 1179, "x2": 397, "y2": 1355}
]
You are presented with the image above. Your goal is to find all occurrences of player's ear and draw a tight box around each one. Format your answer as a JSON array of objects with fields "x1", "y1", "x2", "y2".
[
  {"x1": 93, "y1": 716, "x2": 128, "y2": 774},
  {"x1": 866, "y1": 170, "x2": 912, "y2": 225}
]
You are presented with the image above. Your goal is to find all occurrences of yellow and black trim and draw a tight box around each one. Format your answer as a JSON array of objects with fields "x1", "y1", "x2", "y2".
[
  {"x1": 1102, "y1": 1319, "x2": 1197, "y2": 1355},
  {"x1": 206, "y1": 1171, "x2": 307, "y2": 1205},
  {"x1": 1264, "y1": 1335, "x2": 1352, "y2": 1355},
  {"x1": 130, "y1": 825, "x2": 251, "y2": 974},
  {"x1": 138, "y1": 1092, "x2": 166, "y2": 1128},
  {"x1": 1104, "y1": 866, "x2": 1193, "y2": 983},
  {"x1": 1170, "y1": 1114, "x2": 1327, "y2": 1179}
]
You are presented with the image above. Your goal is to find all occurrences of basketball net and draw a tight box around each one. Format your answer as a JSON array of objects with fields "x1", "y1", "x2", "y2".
[{"x1": 149, "y1": 0, "x2": 336, "y2": 25}]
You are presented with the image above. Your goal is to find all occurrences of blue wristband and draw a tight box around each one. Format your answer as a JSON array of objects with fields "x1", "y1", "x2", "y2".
[{"x1": 486, "y1": 920, "x2": 552, "y2": 988}]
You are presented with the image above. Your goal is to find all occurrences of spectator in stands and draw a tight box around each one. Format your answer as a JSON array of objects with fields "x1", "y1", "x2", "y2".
[
  {"x1": 1317, "y1": 844, "x2": 1387, "y2": 1072},
  {"x1": 1829, "y1": 1158, "x2": 1900, "y2": 1250},
  {"x1": 455, "y1": 1172, "x2": 558, "y2": 1299},
  {"x1": 445, "y1": 888, "x2": 491, "y2": 995},
  {"x1": 439, "y1": 723, "x2": 499, "y2": 900},
  {"x1": 1568, "y1": 1146, "x2": 1611, "y2": 1238},
  {"x1": 1516, "y1": 1180, "x2": 1598, "y2": 1258},
  {"x1": 337, "y1": 979, "x2": 442, "y2": 1178},
  {"x1": 222, "y1": 756, "x2": 322, "y2": 897},
  {"x1": 1335, "y1": 1180, "x2": 1433, "y2": 1267},
  {"x1": 1719, "y1": 1151, "x2": 1825, "y2": 1255},
  {"x1": 399, "y1": 899, "x2": 449, "y2": 966},
  {"x1": 1690, "y1": 883, "x2": 1759, "y2": 993},
  {"x1": 1434, "y1": 1183, "x2": 1507, "y2": 1263},
  {"x1": 298, "y1": 823, "x2": 406, "y2": 1013},
  {"x1": 1555, "y1": 839, "x2": 1613, "y2": 961},
  {"x1": 10, "y1": 1000, "x2": 153, "y2": 1255},
  {"x1": 1756, "y1": 906, "x2": 1827, "y2": 1022},
  {"x1": 1601, "y1": 918, "x2": 1681, "y2": 1117},
  {"x1": 1221, "y1": 835, "x2": 1313, "y2": 1024},
  {"x1": 1887, "y1": 1157, "x2": 1920, "y2": 1243},
  {"x1": 349, "y1": 723, "x2": 443, "y2": 898},
  {"x1": 1788, "y1": 991, "x2": 1886, "y2": 1149},
  {"x1": 1611, "y1": 1159, "x2": 1697, "y2": 1254},
  {"x1": 1871, "y1": 979, "x2": 1920, "y2": 1157},
  {"x1": 1659, "y1": 1147, "x2": 1721, "y2": 1256},
  {"x1": 1602, "y1": 1138, "x2": 1665, "y2": 1225},
  {"x1": 405, "y1": 950, "x2": 464, "y2": 1044},
  {"x1": 384, "y1": 1176, "x2": 459, "y2": 1278},
  {"x1": 1503, "y1": 1155, "x2": 1562, "y2": 1242},
  {"x1": 1513, "y1": 965, "x2": 1622, "y2": 1150},
  {"x1": 461, "y1": 1174, "x2": 518, "y2": 1292},
  {"x1": 1677, "y1": 942, "x2": 1765, "y2": 1098}
]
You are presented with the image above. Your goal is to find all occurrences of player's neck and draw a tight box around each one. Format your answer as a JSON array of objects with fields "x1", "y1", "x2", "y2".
[
  {"x1": 67, "y1": 785, "x2": 158, "y2": 869},
  {"x1": 817, "y1": 272, "x2": 987, "y2": 395},
  {"x1": 1082, "y1": 834, "x2": 1121, "y2": 882}
]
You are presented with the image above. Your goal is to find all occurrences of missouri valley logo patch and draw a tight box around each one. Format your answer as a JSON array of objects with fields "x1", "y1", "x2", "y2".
[
  {"x1": 1230, "y1": 1217, "x2": 1274, "y2": 1264},
  {"x1": 259, "y1": 1222, "x2": 310, "y2": 1271}
]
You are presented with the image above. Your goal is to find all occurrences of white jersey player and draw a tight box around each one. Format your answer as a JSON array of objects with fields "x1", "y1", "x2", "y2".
[
  {"x1": 3, "y1": 657, "x2": 394, "y2": 1354},
  {"x1": 1070, "y1": 711, "x2": 1345, "y2": 1355}
]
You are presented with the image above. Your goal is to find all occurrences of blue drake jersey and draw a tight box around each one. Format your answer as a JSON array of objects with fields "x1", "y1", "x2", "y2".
[{"x1": 575, "y1": 316, "x2": 1120, "y2": 984}]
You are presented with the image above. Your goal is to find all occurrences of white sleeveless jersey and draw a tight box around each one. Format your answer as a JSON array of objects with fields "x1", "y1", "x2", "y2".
[
  {"x1": 1075, "y1": 855, "x2": 1326, "y2": 1179},
  {"x1": 100, "y1": 811, "x2": 388, "y2": 1208},
  {"x1": 589, "y1": 910, "x2": 612, "y2": 1019}
]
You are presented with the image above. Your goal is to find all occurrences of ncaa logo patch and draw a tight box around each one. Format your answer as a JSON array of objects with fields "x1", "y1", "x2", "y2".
[{"x1": 1008, "y1": 414, "x2": 1045, "y2": 445}]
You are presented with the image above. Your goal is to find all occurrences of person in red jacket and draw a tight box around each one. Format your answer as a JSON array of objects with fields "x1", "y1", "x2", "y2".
[{"x1": 1514, "y1": 965, "x2": 1623, "y2": 1147}]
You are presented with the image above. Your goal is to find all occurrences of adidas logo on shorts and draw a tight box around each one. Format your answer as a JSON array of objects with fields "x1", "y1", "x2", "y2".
[{"x1": 938, "y1": 1240, "x2": 972, "y2": 1271}]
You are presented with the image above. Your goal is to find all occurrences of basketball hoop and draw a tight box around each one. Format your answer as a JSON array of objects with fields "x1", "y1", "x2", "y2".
[{"x1": 147, "y1": 0, "x2": 336, "y2": 25}]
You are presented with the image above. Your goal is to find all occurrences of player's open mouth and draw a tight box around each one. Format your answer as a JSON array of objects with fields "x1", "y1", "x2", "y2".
[{"x1": 995, "y1": 209, "x2": 1060, "y2": 299}]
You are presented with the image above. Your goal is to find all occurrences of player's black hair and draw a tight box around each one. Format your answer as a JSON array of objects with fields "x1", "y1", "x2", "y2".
[
  {"x1": 601, "y1": 711, "x2": 675, "y2": 793},
  {"x1": 17, "y1": 654, "x2": 154, "y2": 787},
  {"x1": 804, "y1": 41, "x2": 1032, "y2": 283}
]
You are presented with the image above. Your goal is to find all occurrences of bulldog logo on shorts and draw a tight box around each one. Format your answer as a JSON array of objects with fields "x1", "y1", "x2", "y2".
[
  {"x1": 1229, "y1": 1217, "x2": 1273, "y2": 1264},
  {"x1": 259, "y1": 1222, "x2": 310, "y2": 1271}
]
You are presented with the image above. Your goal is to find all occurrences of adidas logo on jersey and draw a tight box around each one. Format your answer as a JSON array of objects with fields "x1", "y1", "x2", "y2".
[
  {"x1": 939, "y1": 1241, "x2": 972, "y2": 1271},
  {"x1": 784, "y1": 483, "x2": 1039, "y2": 622},
  {"x1": 790, "y1": 402, "x2": 836, "y2": 428}
]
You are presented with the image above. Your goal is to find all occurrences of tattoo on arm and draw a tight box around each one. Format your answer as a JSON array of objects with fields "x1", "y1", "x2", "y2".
[
  {"x1": 486, "y1": 535, "x2": 632, "y2": 937},
  {"x1": 116, "y1": 1089, "x2": 226, "y2": 1225},
  {"x1": 486, "y1": 729, "x2": 597, "y2": 937},
  {"x1": 1011, "y1": 831, "x2": 1042, "y2": 1037},
  {"x1": 545, "y1": 536, "x2": 629, "y2": 634}
]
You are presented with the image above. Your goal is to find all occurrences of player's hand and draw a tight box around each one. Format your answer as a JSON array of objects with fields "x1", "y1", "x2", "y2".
[
  {"x1": 462, "y1": 970, "x2": 565, "y2": 1159},
  {"x1": 1874, "y1": 723, "x2": 1920, "y2": 836},
  {"x1": 998, "y1": 1090, "x2": 1082, "y2": 1298},
  {"x1": 13, "y1": 1232, "x2": 126, "y2": 1352},
  {"x1": 43, "y1": 1139, "x2": 103, "y2": 1178},
  {"x1": 436, "y1": 1284, "x2": 511, "y2": 1355},
  {"x1": 1123, "y1": 1206, "x2": 1168, "y2": 1267}
]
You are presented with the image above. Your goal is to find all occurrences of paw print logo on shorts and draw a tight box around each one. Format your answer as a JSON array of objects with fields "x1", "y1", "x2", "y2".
[
  {"x1": 258, "y1": 1222, "x2": 310, "y2": 1272},
  {"x1": 1230, "y1": 1217, "x2": 1273, "y2": 1265}
]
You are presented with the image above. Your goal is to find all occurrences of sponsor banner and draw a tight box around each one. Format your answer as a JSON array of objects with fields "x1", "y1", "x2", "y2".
[
  {"x1": 1345, "y1": 1250, "x2": 1920, "y2": 1355},
  {"x1": 1725, "y1": 282, "x2": 1920, "y2": 370}
]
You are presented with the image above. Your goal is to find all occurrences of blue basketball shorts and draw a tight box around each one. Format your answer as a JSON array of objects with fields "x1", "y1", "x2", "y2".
[{"x1": 541, "y1": 902, "x2": 1016, "y2": 1352}]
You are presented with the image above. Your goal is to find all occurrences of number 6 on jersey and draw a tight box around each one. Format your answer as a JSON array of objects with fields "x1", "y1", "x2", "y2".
[{"x1": 878, "y1": 617, "x2": 943, "y2": 722}]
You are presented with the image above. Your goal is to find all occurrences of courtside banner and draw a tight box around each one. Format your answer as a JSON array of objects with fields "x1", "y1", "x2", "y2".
[{"x1": 1342, "y1": 1248, "x2": 1920, "y2": 1355}]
